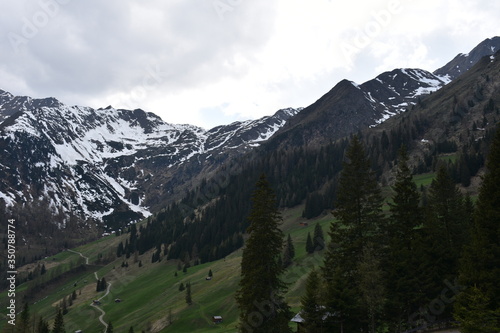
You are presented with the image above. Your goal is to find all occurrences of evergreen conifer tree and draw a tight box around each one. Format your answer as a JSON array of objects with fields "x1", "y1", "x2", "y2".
[
  {"x1": 52, "y1": 308, "x2": 65, "y2": 333},
  {"x1": 116, "y1": 242, "x2": 124, "y2": 257},
  {"x1": 357, "y1": 245, "x2": 385, "y2": 333},
  {"x1": 322, "y1": 135, "x2": 385, "y2": 332},
  {"x1": 282, "y1": 234, "x2": 295, "y2": 268},
  {"x1": 286, "y1": 234, "x2": 295, "y2": 258},
  {"x1": 301, "y1": 269, "x2": 325, "y2": 333},
  {"x1": 421, "y1": 165, "x2": 465, "y2": 310},
  {"x1": 456, "y1": 126, "x2": 500, "y2": 329},
  {"x1": 386, "y1": 145, "x2": 423, "y2": 329},
  {"x1": 454, "y1": 286, "x2": 500, "y2": 333},
  {"x1": 305, "y1": 232, "x2": 314, "y2": 254},
  {"x1": 235, "y1": 174, "x2": 292, "y2": 333},
  {"x1": 37, "y1": 316, "x2": 50, "y2": 333},
  {"x1": 313, "y1": 223, "x2": 325, "y2": 251},
  {"x1": 17, "y1": 302, "x2": 31, "y2": 332},
  {"x1": 61, "y1": 297, "x2": 68, "y2": 315},
  {"x1": 186, "y1": 281, "x2": 192, "y2": 305},
  {"x1": 106, "y1": 321, "x2": 113, "y2": 333}
]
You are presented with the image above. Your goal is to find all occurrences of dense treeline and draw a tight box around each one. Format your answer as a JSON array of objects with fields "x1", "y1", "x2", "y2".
[
  {"x1": 127, "y1": 111, "x2": 495, "y2": 266},
  {"x1": 0, "y1": 198, "x2": 97, "y2": 290},
  {"x1": 454, "y1": 125, "x2": 500, "y2": 333},
  {"x1": 123, "y1": 139, "x2": 348, "y2": 264},
  {"x1": 301, "y1": 134, "x2": 499, "y2": 332}
]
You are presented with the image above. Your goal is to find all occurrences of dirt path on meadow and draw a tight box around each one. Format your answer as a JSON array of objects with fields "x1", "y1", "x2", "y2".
[
  {"x1": 91, "y1": 271, "x2": 112, "y2": 332},
  {"x1": 67, "y1": 248, "x2": 90, "y2": 265},
  {"x1": 67, "y1": 249, "x2": 111, "y2": 332}
]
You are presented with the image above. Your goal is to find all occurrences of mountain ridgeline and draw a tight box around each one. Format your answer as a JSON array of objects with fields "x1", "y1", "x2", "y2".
[
  {"x1": 125, "y1": 39, "x2": 500, "y2": 266},
  {"x1": 1, "y1": 37, "x2": 500, "y2": 266},
  {"x1": 0, "y1": 94, "x2": 300, "y2": 259}
]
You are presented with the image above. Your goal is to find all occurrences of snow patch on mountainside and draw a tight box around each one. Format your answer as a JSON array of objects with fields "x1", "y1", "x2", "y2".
[
  {"x1": 366, "y1": 68, "x2": 449, "y2": 127},
  {"x1": 0, "y1": 92, "x2": 301, "y2": 225}
]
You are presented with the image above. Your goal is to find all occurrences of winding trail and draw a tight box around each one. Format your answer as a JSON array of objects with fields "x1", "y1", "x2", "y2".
[
  {"x1": 67, "y1": 249, "x2": 89, "y2": 264},
  {"x1": 91, "y1": 272, "x2": 112, "y2": 332},
  {"x1": 67, "y1": 249, "x2": 110, "y2": 332}
]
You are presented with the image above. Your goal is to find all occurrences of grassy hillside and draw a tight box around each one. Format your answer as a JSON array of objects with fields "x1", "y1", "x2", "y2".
[
  {"x1": 0, "y1": 205, "x2": 334, "y2": 333},
  {"x1": 2, "y1": 161, "x2": 479, "y2": 333}
]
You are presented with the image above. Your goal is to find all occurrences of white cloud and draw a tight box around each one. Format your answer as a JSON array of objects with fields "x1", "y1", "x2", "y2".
[{"x1": 0, "y1": 0, "x2": 499, "y2": 129}]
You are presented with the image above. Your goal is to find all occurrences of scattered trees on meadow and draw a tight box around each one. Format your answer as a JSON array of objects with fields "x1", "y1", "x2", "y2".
[{"x1": 96, "y1": 277, "x2": 107, "y2": 292}]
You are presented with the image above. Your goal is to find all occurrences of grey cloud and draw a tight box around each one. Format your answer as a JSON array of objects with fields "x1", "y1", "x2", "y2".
[{"x1": 0, "y1": 0, "x2": 278, "y2": 106}]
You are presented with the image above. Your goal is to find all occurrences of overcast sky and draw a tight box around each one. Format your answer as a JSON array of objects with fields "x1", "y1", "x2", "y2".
[{"x1": 1, "y1": 0, "x2": 499, "y2": 129}]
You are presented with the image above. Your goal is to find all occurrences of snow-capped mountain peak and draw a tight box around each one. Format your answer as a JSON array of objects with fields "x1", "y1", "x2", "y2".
[{"x1": 0, "y1": 92, "x2": 301, "y2": 228}]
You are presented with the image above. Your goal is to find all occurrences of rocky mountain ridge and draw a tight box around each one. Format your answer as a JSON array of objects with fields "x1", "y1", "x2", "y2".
[
  {"x1": 1, "y1": 37, "x2": 499, "y2": 231},
  {"x1": 0, "y1": 93, "x2": 300, "y2": 228}
]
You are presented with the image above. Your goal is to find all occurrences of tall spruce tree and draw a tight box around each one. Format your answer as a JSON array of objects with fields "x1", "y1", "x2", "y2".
[
  {"x1": 282, "y1": 234, "x2": 295, "y2": 268},
  {"x1": 420, "y1": 164, "x2": 465, "y2": 313},
  {"x1": 235, "y1": 174, "x2": 292, "y2": 333},
  {"x1": 456, "y1": 126, "x2": 500, "y2": 330},
  {"x1": 313, "y1": 223, "x2": 325, "y2": 251},
  {"x1": 306, "y1": 232, "x2": 314, "y2": 254},
  {"x1": 37, "y1": 317, "x2": 50, "y2": 333},
  {"x1": 427, "y1": 165, "x2": 466, "y2": 251},
  {"x1": 357, "y1": 245, "x2": 386, "y2": 333},
  {"x1": 327, "y1": 135, "x2": 385, "y2": 267},
  {"x1": 386, "y1": 145, "x2": 423, "y2": 329},
  {"x1": 454, "y1": 286, "x2": 500, "y2": 333},
  {"x1": 185, "y1": 281, "x2": 192, "y2": 305},
  {"x1": 301, "y1": 269, "x2": 326, "y2": 333},
  {"x1": 106, "y1": 321, "x2": 113, "y2": 333},
  {"x1": 322, "y1": 135, "x2": 385, "y2": 332},
  {"x1": 52, "y1": 308, "x2": 65, "y2": 333},
  {"x1": 17, "y1": 302, "x2": 31, "y2": 332}
]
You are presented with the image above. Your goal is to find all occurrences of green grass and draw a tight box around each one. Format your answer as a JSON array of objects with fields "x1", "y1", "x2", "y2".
[
  {"x1": 1, "y1": 170, "x2": 445, "y2": 332},
  {"x1": 438, "y1": 153, "x2": 457, "y2": 164},
  {"x1": 413, "y1": 172, "x2": 436, "y2": 188},
  {"x1": 0, "y1": 204, "x2": 334, "y2": 332}
]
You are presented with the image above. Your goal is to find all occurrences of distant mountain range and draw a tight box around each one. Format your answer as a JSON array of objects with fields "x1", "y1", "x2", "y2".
[
  {"x1": 0, "y1": 92, "x2": 300, "y2": 227},
  {"x1": 271, "y1": 37, "x2": 500, "y2": 149},
  {"x1": 1, "y1": 36, "x2": 499, "y2": 231}
]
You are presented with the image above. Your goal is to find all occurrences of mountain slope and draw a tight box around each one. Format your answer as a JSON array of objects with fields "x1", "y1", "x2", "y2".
[
  {"x1": 434, "y1": 36, "x2": 500, "y2": 80},
  {"x1": 267, "y1": 68, "x2": 448, "y2": 150},
  {"x1": 266, "y1": 37, "x2": 500, "y2": 150},
  {"x1": 0, "y1": 36, "x2": 498, "y2": 236},
  {"x1": 0, "y1": 93, "x2": 300, "y2": 228},
  {"x1": 166, "y1": 49, "x2": 500, "y2": 276}
]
